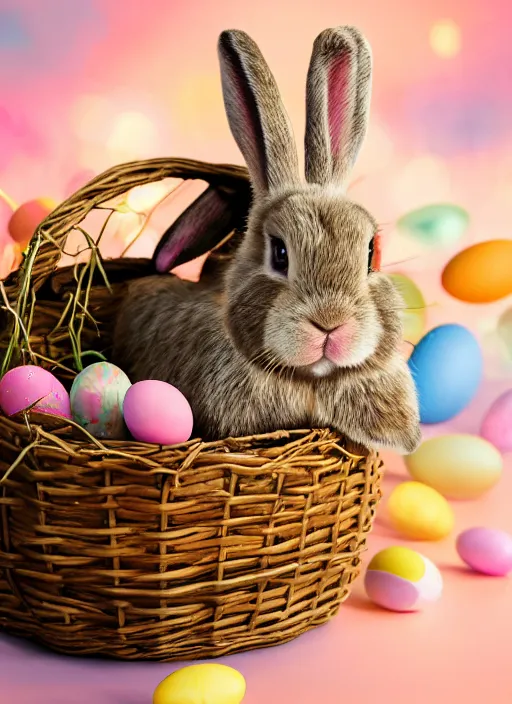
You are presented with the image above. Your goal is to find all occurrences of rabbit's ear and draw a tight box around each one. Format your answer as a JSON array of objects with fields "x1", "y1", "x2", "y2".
[
  {"x1": 305, "y1": 26, "x2": 372, "y2": 188},
  {"x1": 218, "y1": 30, "x2": 299, "y2": 195},
  {"x1": 153, "y1": 185, "x2": 249, "y2": 273}
]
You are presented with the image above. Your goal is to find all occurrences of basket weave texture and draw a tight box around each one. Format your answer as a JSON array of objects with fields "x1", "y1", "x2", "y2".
[{"x1": 0, "y1": 158, "x2": 382, "y2": 661}]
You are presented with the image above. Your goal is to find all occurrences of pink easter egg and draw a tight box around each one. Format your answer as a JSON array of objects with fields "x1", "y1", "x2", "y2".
[
  {"x1": 481, "y1": 389, "x2": 512, "y2": 453},
  {"x1": 0, "y1": 365, "x2": 71, "y2": 419},
  {"x1": 123, "y1": 380, "x2": 193, "y2": 445},
  {"x1": 457, "y1": 527, "x2": 512, "y2": 576},
  {"x1": 8, "y1": 198, "x2": 57, "y2": 249},
  {"x1": 364, "y1": 570, "x2": 421, "y2": 612}
]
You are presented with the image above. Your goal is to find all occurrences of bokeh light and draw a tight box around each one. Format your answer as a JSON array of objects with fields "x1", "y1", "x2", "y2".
[
  {"x1": 126, "y1": 182, "x2": 170, "y2": 213},
  {"x1": 71, "y1": 94, "x2": 116, "y2": 144},
  {"x1": 106, "y1": 111, "x2": 158, "y2": 159},
  {"x1": 429, "y1": 19, "x2": 461, "y2": 58},
  {"x1": 392, "y1": 156, "x2": 451, "y2": 211}
]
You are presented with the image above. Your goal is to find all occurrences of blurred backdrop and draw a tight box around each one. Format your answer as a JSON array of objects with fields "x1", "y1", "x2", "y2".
[{"x1": 0, "y1": 0, "x2": 511, "y2": 431}]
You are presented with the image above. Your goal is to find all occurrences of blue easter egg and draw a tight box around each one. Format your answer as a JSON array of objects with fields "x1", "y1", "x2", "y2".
[{"x1": 408, "y1": 324, "x2": 483, "y2": 424}]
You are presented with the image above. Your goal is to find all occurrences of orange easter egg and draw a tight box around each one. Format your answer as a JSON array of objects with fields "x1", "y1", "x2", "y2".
[
  {"x1": 0, "y1": 232, "x2": 22, "y2": 280},
  {"x1": 442, "y1": 240, "x2": 512, "y2": 303},
  {"x1": 8, "y1": 198, "x2": 57, "y2": 249}
]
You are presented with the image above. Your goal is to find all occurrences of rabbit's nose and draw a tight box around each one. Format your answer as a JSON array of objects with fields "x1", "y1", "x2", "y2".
[
  {"x1": 324, "y1": 318, "x2": 357, "y2": 362},
  {"x1": 308, "y1": 320, "x2": 337, "y2": 334}
]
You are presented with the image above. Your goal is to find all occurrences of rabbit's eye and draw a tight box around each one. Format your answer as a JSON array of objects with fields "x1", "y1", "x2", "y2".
[
  {"x1": 368, "y1": 232, "x2": 381, "y2": 273},
  {"x1": 270, "y1": 236, "x2": 288, "y2": 275},
  {"x1": 367, "y1": 237, "x2": 375, "y2": 273}
]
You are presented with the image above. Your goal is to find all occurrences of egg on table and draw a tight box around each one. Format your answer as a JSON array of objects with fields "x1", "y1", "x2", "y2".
[
  {"x1": 364, "y1": 546, "x2": 443, "y2": 612},
  {"x1": 457, "y1": 527, "x2": 512, "y2": 577},
  {"x1": 123, "y1": 380, "x2": 193, "y2": 445},
  {"x1": 442, "y1": 239, "x2": 512, "y2": 303},
  {"x1": 70, "y1": 362, "x2": 131, "y2": 439},
  {"x1": 0, "y1": 365, "x2": 71, "y2": 419},
  {"x1": 387, "y1": 481, "x2": 454, "y2": 540},
  {"x1": 406, "y1": 434, "x2": 503, "y2": 500},
  {"x1": 408, "y1": 323, "x2": 483, "y2": 424},
  {"x1": 481, "y1": 390, "x2": 512, "y2": 454},
  {"x1": 153, "y1": 664, "x2": 246, "y2": 704}
]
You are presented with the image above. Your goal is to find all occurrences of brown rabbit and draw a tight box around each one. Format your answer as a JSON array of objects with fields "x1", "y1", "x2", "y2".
[{"x1": 113, "y1": 26, "x2": 421, "y2": 454}]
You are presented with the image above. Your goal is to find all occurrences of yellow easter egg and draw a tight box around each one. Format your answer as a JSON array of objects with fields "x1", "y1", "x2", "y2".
[
  {"x1": 442, "y1": 239, "x2": 512, "y2": 303},
  {"x1": 368, "y1": 545, "x2": 426, "y2": 581},
  {"x1": 388, "y1": 273, "x2": 427, "y2": 344},
  {"x1": 153, "y1": 664, "x2": 246, "y2": 704},
  {"x1": 405, "y1": 434, "x2": 502, "y2": 500},
  {"x1": 387, "y1": 481, "x2": 454, "y2": 540}
]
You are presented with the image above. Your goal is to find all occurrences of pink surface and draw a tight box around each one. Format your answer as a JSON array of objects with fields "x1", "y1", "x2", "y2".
[{"x1": 1, "y1": 452, "x2": 511, "y2": 704}]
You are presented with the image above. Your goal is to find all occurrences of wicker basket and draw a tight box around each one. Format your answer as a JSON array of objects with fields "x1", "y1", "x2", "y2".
[{"x1": 0, "y1": 158, "x2": 382, "y2": 661}]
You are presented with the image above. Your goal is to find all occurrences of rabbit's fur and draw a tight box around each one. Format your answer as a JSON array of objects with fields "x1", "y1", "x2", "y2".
[{"x1": 113, "y1": 26, "x2": 421, "y2": 454}]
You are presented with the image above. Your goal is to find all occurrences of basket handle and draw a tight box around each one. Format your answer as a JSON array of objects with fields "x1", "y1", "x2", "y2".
[{"x1": 9, "y1": 158, "x2": 249, "y2": 299}]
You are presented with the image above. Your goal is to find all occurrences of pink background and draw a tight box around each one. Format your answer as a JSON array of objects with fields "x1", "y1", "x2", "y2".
[{"x1": 1, "y1": 0, "x2": 511, "y2": 702}]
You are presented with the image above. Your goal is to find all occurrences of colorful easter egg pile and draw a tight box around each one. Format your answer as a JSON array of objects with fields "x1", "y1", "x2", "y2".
[
  {"x1": 70, "y1": 362, "x2": 132, "y2": 439},
  {"x1": 387, "y1": 481, "x2": 454, "y2": 540},
  {"x1": 408, "y1": 323, "x2": 482, "y2": 424},
  {"x1": 481, "y1": 390, "x2": 512, "y2": 453},
  {"x1": 0, "y1": 365, "x2": 71, "y2": 419},
  {"x1": 364, "y1": 546, "x2": 443, "y2": 612},
  {"x1": 388, "y1": 273, "x2": 426, "y2": 344},
  {"x1": 153, "y1": 664, "x2": 246, "y2": 704},
  {"x1": 406, "y1": 434, "x2": 503, "y2": 499},
  {"x1": 442, "y1": 239, "x2": 512, "y2": 303},
  {"x1": 397, "y1": 203, "x2": 469, "y2": 246}
]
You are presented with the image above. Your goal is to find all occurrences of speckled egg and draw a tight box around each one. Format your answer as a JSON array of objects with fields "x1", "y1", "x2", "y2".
[
  {"x1": 408, "y1": 324, "x2": 483, "y2": 424},
  {"x1": 123, "y1": 380, "x2": 193, "y2": 445},
  {"x1": 406, "y1": 434, "x2": 503, "y2": 499},
  {"x1": 70, "y1": 362, "x2": 131, "y2": 439},
  {"x1": 153, "y1": 664, "x2": 246, "y2": 704},
  {"x1": 442, "y1": 239, "x2": 512, "y2": 303},
  {"x1": 481, "y1": 390, "x2": 512, "y2": 454},
  {"x1": 457, "y1": 527, "x2": 512, "y2": 576},
  {"x1": 0, "y1": 365, "x2": 71, "y2": 419},
  {"x1": 365, "y1": 546, "x2": 443, "y2": 612},
  {"x1": 387, "y1": 481, "x2": 454, "y2": 540}
]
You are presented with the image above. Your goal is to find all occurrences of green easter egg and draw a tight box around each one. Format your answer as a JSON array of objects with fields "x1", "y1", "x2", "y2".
[{"x1": 397, "y1": 204, "x2": 469, "y2": 246}]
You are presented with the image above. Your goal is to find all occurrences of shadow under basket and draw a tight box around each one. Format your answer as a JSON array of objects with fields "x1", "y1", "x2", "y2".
[{"x1": 0, "y1": 158, "x2": 382, "y2": 661}]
